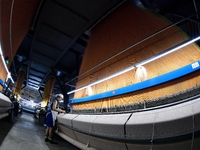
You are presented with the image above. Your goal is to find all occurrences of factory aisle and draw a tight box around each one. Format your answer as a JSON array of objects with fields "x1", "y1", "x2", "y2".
[{"x1": 0, "y1": 111, "x2": 80, "y2": 150}]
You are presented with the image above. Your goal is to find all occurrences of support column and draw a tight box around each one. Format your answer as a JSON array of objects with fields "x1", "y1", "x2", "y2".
[
  {"x1": 14, "y1": 68, "x2": 26, "y2": 95},
  {"x1": 41, "y1": 75, "x2": 55, "y2": 108}
]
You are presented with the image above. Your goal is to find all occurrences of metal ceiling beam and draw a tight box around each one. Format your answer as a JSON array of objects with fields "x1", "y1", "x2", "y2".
[
  {"x1": 52, "y1": 68, "x2": 65, "y2": 94},
  {"x1": 76, "y1": 38, "x2": 87, "y2": 47},
  {"x1": 41, "y1": 22, "x2": 73, "y2": 39},
  {"x1": 69, "y1": 48, "x2": 83, "y2": 55},
  {"x1": 171, "y1": 13, "x2": 200, "y2": 36},
  {"x1": 54, "y1": 65, "x2": 75, "y2": 76},
  {"x1": 66, "y1": 83, "x2": 76, "y2": 88},
  {"x1": 29, "y1": 77, "x2": 40, "y2": 83},
  {"x1": 28, "y1": 59, "x2": 51, "y2": 69},
  {"x1": 14, "y1": 58, "x2": 29, "y2": 71},
  {"x1": 193, "y1": 0, "x2": 199, "y2": 19},
  {"x1": 28, "y1": 79, "x2": 40, "y2": 84},
  {"x1": 36, "y1": 38, "x2": 64, "y2": 52},
  {"x1": 81, "y1": 33, "x2": 90, "y2": 40},
  {"x1": 32, "y1": 50, "x2": 57, "y2": 61},
  {"x1": 38, "y1": 70, "x2": 51, "y2": 87},
  {"x1": 28, "y1": 82, "x2": 39, "y2": 88},
  {"x1": 171, "y1": 13, "x2": 200, "y2": 24},
  {"x1": 29, "y1": 67, "x2": 47, "y2": 74},
  {"x1": 28, "y1": 74, "x2": 45, "y2": 80},
  {"x1": 52, "y1": 0, "x2": 90, "y2": 22}
]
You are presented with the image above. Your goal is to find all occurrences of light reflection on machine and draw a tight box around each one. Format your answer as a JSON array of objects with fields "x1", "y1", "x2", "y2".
[
  {"x1": 18, "y1": 103, "x2": 22, "y2": 113},
  {"x1": 20, "y1": 99, "x2": 41, "y2": 114}
]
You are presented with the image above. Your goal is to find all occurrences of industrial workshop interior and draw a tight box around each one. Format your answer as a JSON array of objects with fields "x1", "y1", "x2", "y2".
[{"x1": 0, "y1": 0, "x2": 200, "y2": 150}]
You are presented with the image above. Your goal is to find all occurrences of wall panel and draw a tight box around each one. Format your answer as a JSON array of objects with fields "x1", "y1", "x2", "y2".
[
  {"x1": 0, "y1": 0, "x2": 40, "y2": 89},
  {"x1": 73, "y1": 2, "x2": 200, "y2": 110}
]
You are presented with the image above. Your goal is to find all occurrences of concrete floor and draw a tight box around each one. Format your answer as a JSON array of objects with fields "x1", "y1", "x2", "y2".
[{"x1": 0, "y1": 111, "x2": 80, "y2": 150}]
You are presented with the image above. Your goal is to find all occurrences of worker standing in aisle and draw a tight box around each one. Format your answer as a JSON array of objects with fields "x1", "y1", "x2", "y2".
[{"x1": 45, "y1": 94, "x2": 66, "y2": 144}]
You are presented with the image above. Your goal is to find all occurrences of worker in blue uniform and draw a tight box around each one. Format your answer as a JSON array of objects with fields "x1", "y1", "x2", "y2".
[{"x1": 45, "y1": 94, "x2": 66, "y2": 144}]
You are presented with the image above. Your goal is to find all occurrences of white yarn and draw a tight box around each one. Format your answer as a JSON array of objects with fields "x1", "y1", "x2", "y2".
[
  {"x1": 135, "y1": 66, "x2": 147, "y2": 81},
  {"x1": 86, "y1": 86, "x2": 93, "y2": 96}
]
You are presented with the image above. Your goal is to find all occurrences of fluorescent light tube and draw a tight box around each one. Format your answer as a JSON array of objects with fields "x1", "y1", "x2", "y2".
[{"x1": 0, "y1": 44, "x2": 14, "y2": 83}]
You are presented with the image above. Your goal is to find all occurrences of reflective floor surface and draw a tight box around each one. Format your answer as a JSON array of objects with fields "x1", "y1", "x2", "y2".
[{"x1": 0, "y1": 111, "x2": 80, "y2": 150}]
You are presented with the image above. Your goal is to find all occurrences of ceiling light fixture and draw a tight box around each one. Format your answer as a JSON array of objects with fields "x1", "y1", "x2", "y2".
[{"x1": 67, "y1": 36, "x2": 200, "y2": 95}]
